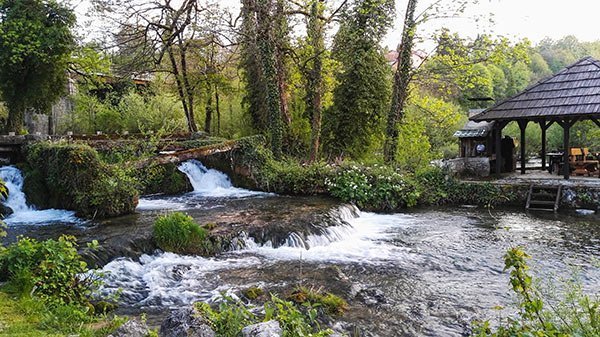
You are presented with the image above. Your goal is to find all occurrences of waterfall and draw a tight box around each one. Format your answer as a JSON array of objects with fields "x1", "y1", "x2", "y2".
[
  {"x1": 0, "y1": 166, "x2": 79, "y2": 225},
  {"x1": 176, "y1": 160, "x2": 266, "y2": 198},
  {"x1": 0, "y1": 166, "x2": 31, "y2": 213}
]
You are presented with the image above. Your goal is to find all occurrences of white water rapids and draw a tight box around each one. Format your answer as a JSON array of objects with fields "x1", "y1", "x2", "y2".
[
  {"x1": 99, "y1": 210, "x2": 419, "y2": 307},
  {"x1": 137, "y1": 160, "x2": 268, "y2": 210},
  {"x1": 0, "y1": 166, "x2": 79, "y2": 225}
]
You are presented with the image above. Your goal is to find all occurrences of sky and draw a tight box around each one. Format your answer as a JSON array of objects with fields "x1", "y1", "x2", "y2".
[
  {"x1": 391, "y1": 0, "x2": 600, "y2": 49},
  {"x1": 75, "y1": 0, "x2": 600, "y2": 48}
]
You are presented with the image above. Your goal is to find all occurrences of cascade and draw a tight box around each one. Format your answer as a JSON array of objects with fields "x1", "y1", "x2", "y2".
[{"x1": 0, "y1": 166, "x2": 78, "y2": 225}]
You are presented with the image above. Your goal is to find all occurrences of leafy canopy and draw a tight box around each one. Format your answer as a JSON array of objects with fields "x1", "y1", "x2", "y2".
[{"x1": 0, "y1": 0, "x2": 76, "y2": 131}]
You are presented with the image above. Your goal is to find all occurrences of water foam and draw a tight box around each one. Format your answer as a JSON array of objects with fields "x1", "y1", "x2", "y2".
[
  {"x1": 99, "y1": 252, "x2": 262, "y2": 307},
  {"x1": 178, "y1": 159, "x2": 266, "y2": 198},
  {"x1": 137, "y1": 160, "x2": 268, "y2": 211},
  {"x1": 98, "y1": 211, "x2": 418, "y2": 308},
  {"x1": 0, "y1": 166, "x2": 79, "y2": 225},
  {"x1": 242, "y1": 212, "x2": 416, "y2": 264}
]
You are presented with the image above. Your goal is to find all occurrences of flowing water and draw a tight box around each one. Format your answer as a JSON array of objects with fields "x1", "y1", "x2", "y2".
[
  {"x1": 0, "y1": 166, "x2": 79, "y2": 225},
  {"x1": 2, "y1": 161, "x2": 599, "y2": 336}
]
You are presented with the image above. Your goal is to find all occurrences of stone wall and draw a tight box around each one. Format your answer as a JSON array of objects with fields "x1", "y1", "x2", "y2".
[{"x1": 442, "y1": 157, "x2": 491, "y2": 178}]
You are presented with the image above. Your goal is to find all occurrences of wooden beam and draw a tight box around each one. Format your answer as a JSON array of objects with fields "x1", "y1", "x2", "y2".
[
  {"x1": 591, "y1": 117, "x2": 600, "y2": 128},
  {"x1": 518, "y1": 120, "x2": 528, "y2": 174},
  {"x1": 494, "y1": 121, "x2": 508, "y2": 176},
  {"x1": 538, "y1": 120, "x2": 547, "y2": 170},
  {"x1": 561, "y1": 121, "x2": 571, "y2": 180}
]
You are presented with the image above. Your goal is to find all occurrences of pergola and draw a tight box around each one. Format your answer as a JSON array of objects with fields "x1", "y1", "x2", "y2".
[{"x1": 471, "y1": 56, "x2": 600, "y2": 180}]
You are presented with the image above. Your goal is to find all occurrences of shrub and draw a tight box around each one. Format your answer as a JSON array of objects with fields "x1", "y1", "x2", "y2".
[
  {"x1": 0, "y1": 235, "x2": 101, "y2": 308},
  {"x1": 24, "y1": 141, "x2": 139, "y2": 218},
  {"x1": 288, "y1": 286, "x2": 348, "y2": 316},
  {"x1": 326, "y1": 164, "x2": 420, "y2": 211},
  {"x1": 153, "y1": 212, "x2": 213, "y2": 255},
  {"x1": 133, "y1": 163, "x2": 192, "y2": 195},
  {"x1": 197, "y1": 295, "x2": 333, "y2": 337},
  {"x1": 472, "y1": 247, "x2": 600, "y2": 336}
]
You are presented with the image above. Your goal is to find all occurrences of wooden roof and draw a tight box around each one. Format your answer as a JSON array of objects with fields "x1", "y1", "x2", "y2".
[{"x1": 471, "y1": 56, "x2": 600, "y2": 122}]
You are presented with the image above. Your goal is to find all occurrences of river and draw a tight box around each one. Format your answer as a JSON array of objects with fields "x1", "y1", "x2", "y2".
[{"x1": 1, "y1": 161, "x2": 599, "y2": 336}]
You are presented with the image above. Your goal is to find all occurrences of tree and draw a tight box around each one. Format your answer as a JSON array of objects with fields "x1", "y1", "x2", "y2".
[
  {"x1": 323, "y1": 0, "x2": 394, "y2": 159},
  {"x1": 383, "y1": 0, "x2": 417, "y2": 163},
  {"x1": 0, "y1": 0, "x2": 76, "y2": 133},
  {"x1": 304, "y1": 0, "x2": 325, "y2": 162}
]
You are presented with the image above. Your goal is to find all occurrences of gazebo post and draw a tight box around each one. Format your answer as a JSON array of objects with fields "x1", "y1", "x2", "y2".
[
  {"x1": 518, "y1": 120, "x2": 528, "y2": 174},
  {"x1": 495, "y1": 125, "x2": 502, "y2": 175},
  {"x1": 560, "y1": 120, "x2": 571, "y2": 180},
  {"x1": 539, "y1": 120, "x2": 547, "y2": 171}
]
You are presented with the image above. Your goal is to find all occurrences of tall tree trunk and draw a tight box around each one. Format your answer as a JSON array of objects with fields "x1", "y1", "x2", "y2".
[
  {"x1": 257, "y1": 0, "x2": 283, "y2": 158},
  {"x1": 6, "y1": 103, "x2": 24, "y2": 133},
  {"x1": 275, "y1": 0, "x2": 290, "y2": 127},
  {"x1": 179, "y1": 42, "x2": 197, "y2": 132},
  {"x1": 205, "y1": 84, "x2": 213, "y2": 133},
  {"x1": 167, "y1": 46, "x2": 194, "y2": 132},
  {"x1": 215, "y1": 86, "x2": 221, "y2": 135},
  {"x1": 241, "y1": 0, "x2": 268, "y2": 132},
  {"x1": 306, "y1": 0, "x2": 325, "y2": 162},
  {"x1": 383, "y1": 0, "x2": 417, "y2": 164}
]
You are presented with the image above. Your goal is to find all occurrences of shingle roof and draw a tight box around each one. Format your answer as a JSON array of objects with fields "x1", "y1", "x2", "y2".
[
  {"x1": 471, "y1": 56, "x2": 600, "y2": 122},
  {"x1": 453, "y1": 120, "x2": 494, "y2": 138}
]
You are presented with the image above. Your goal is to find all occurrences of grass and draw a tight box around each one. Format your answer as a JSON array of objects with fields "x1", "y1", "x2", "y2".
[{"x1": 0, "y1": 289, "x2": 126, "y2": 337}]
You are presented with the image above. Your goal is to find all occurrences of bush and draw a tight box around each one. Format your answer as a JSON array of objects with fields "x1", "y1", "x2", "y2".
[
  {"x1": 153, "y1": 212, "x2": 213, "y2": 255},
  {"x1": 326, "y1": 164, "x2": 420, "y2": 211},
  {"x1": 288, "y1": 286, "x2": 348, "y2": 316},
  {"x1": 472, "y1": 248, "x2": 599, "y2": 336},
  {"x1": 24, "y1": 141, "x2": 139, "y2": 218},
  {"x1": 0, "y1": 235, "x2": 100, "y2": 308},
  {"x1": 133, "y1": 163, "x2": 192, "y2": 195},
  {"x1": 197, "y1": 295, "x2": 333, "y2": 337}
]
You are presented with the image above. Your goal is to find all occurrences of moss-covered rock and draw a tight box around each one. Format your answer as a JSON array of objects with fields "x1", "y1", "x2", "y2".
[
  {"x1": 133, "y1": 163, "x2": 192, "y2": 195},
  {"x1": 23, "y1": 141, "x2": 139, "y2": 218}
]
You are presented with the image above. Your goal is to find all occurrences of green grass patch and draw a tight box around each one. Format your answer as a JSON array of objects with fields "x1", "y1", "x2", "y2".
[{"x1": 153, "y1": 212, "x2": 214, "y2": 255}]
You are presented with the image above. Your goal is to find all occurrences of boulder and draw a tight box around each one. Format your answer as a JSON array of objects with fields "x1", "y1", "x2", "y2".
[
  {"x1": 108, "y1": 318, "x2": 149, "y2": 337},
  {"x1": 160, "y1": 307, "x2": 216, "y2": 337},
  {"x1": 241, "y1": 320, "x2": 282, "y2": 337},
  {"x1": 0, "y1": 204, "x2": 13, "y2": 218}
]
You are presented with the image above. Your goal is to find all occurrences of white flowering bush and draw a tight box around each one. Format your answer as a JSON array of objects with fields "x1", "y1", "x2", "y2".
[{"x1": 326, "y1": 164, "x2": 419, "y2": 210}]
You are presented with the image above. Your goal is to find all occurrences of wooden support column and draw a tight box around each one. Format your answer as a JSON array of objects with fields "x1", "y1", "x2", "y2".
[
  {"x1": 494, "y1": 121, "x2": 507, "y2": 175},
  {"x1": 518, "y1": 120, "x2": 528, "y2": 174},
  {"x1": 538, "y1": 120, "x2": 547, "y2": 170},
  {"x1": 562, "y1": 121, "x2": 570, "y2": 180}
]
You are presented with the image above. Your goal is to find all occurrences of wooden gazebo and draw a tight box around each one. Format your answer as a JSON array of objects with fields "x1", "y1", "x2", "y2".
[{"x1": 471, "y1": 56, "x2": 600, "y2": 179}]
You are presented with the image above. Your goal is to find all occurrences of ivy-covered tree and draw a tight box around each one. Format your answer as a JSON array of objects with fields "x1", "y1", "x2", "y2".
[
  {"x1": 0, "y1": 0, "x2": 76, "y2": 133},
  {"x1": 323, "y1": 0, "x2": 394, "y2": 159}
]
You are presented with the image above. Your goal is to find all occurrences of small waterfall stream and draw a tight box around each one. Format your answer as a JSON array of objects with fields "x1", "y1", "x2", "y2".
[
  {"x1": 0, "y1": 166, "x2": 79, "y2": 225},
  {"x1": 137, "y1": 160, "x2": 267, "y2": 210}
]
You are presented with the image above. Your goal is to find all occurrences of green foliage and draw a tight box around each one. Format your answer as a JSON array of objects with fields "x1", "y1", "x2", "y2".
[
  {"x1": 24, "y1": 142, "x2": 139, "y2": 218},
  {"x1": 323, "y1": 0, "x2": 393, "y2": 159},
  {"x1": 288, "y1": 287, "x2": 348, "y2": 317},
  {"x1": 63, "y1": 91, "x2": 188, "y2": 135},
  {"x1": 197, "y1": 298, "x2": 256, "y2": 337},
  {"x1": 242, "y1": 286, "x2": 265, "y2": 300},
  {"x1": 414, "y1": 167, "x2": 513, "y2": 207},
  {"x1": 197, "y1": 295, "x2": 333, "y2": 337},
  {"x1": 133, "y1": 163, "x2": 192, "y2": 196},
  {"x1": 0, "y1": 235, "x2": 100, "y2": 308},
  {"x1": 0, "y1": 0, "x2": 76, "y2": 132},
  {"x1": 472, "y1": 247, "x2": 600, "y2": 336},
  {"x1": 153, "y1": 212, "x2": 214, "y2": 255},
  {"x1": 326, "y1": 164, "x2": 419, "y2": 211},
  {"x1": 0, "y1": 290, "x2": 126, "y2": 336}
]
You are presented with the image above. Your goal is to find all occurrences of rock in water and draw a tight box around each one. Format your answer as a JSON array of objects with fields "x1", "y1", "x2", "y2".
[
  {"x1": 108, "y1": 318, "x2": 149, "y2": 337},
  {"x1": 0, "y1": 204, "x2": 13, "y2": 218},
  {"x1": 160, "y1": 307, "x2": 216, "y2": 337},
  {"x1": 241, "y1": 320, "x2": 282, "y2": 337}
]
